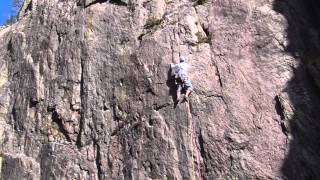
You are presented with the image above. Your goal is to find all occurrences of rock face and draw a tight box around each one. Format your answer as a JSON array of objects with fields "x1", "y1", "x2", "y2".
[{"x1": 0, "y1": 0, "x2": 320, "y2": 179}]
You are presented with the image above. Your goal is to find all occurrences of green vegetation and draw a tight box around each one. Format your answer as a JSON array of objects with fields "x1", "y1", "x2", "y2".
[
  {"x1": 144, "y1": 16, "x2": 162, "y2": 29},
  {"x1": 170, "y1": 20, "x2": 177, "y2": 26},
  {"x1": 195, "y1": 32, "x2": 212, "y2": 44},
  {"x1": 165, "y1": 0, "x2": 174, "y2": 4}
]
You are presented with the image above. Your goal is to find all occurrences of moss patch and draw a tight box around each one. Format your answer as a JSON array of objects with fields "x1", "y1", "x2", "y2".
[
  {"x1": 195, "y1": 32, "x2": 212, "y2": 44},
  {"x1": 144, "y1": 17, "x2": 162, "y2": 29}
]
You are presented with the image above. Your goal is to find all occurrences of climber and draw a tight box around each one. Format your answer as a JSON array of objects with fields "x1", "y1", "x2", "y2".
[{"x1": 170, "y1": 56, "x2": 194, "y2": 103}]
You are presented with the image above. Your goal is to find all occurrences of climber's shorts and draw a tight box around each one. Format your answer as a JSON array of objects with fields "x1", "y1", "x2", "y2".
[
  {"x1": 177, "y1": 78, "x2": 193, "y2": 92},
  {"x1": 184, "y1": 79, "x2": 193, "y2": 91}
]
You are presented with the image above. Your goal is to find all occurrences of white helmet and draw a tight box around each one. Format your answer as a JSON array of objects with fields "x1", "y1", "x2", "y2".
[{"x1": 180, "y1": 56, "x2": 187, "y2": 62}]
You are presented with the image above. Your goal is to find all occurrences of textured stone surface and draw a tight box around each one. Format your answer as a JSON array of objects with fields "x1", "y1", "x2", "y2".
[
  {"x1": 0, "y1": 153, "x2": 40, "y2": 180},
  {"x1": 0, "y1": 0, "x2": 319, "y2": 179}
]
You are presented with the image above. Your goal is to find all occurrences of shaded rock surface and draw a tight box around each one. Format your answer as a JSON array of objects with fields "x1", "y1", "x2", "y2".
[{"x1": 0, "y1": 0, "x2": 319, "y2": 179}]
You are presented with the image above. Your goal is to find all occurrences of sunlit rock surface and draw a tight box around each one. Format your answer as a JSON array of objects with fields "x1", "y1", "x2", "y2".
[{"x1": 0, "y1": 0, "x2": 320, "y2": 179}]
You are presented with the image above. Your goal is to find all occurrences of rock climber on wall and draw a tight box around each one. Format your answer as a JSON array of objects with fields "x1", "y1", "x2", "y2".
[{"x1": 170, "y1": 56, "x2": 194, "y2": 103}]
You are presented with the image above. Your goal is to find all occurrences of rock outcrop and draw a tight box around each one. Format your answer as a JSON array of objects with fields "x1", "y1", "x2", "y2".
[{"x1": 0, "y1": 0, "x2": 319, "y2": 179}]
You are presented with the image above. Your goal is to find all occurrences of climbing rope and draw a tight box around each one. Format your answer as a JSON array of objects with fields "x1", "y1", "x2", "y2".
[
  {"x1": 187, "y1": 102, "x2": 203, "y2": 180},
  {"x1": 188, "y1": 110, "x2": 195, "y2": 179}
]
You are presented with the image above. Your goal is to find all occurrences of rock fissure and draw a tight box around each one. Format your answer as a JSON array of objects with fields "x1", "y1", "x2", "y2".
[
  {"x1": 213, "y1": 60, "x2": 224, "y2": 89},
  {"x1": 95, "y1": 142, "x2": 103, "y2": 180},
  {"x1": 79, "y1": 0, "x2": 128, "y2": 8},
  {"x1": 153, "y1": 102, "x2": 171, "y2": 111},
  {"x1": 51, "y1": 109, "x2": 72, "y2": 143},
  {"x1": 196, "y1": 132, "x2": 205, "y2": 178},
  {"x1": 77, "y1": 45, "x2": 87, "y2": 148}
]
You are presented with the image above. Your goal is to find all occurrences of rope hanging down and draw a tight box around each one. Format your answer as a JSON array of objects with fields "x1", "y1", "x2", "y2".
[{"x1": 187, "y1": 102, "x2": 203, "y2": 180}]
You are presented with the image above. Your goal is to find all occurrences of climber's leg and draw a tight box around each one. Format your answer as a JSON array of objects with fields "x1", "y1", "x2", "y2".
[
  {"x1": 183, "y1": 79, "x2": 193, "y2": 102},
  {"x1": 176, "y1": 83, "x2": 182, "y2": 103},
  {"x1": 177, "y1": 91, "x2": 181, "y2": 102}
]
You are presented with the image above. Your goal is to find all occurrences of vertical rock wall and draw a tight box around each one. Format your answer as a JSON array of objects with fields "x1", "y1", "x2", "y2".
[{"x1": 0, "y1": 0, "x2": 319, "y2": 179}]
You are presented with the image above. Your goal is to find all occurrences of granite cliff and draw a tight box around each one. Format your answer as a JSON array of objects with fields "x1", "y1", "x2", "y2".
[{"x1": 0, "y1": 0, "x2": 320, "y2": 179}]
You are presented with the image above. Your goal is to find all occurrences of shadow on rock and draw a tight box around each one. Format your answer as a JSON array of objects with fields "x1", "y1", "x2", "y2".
[
  {"x1": 166, "y1": 66, "x2": 179, "y2": 105},
  {"x1": 273, "y1": 0, "x2": 320, "y2": 179}
]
